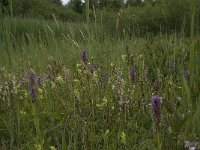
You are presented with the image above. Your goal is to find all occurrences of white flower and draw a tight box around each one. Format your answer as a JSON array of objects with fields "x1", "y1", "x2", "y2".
[{"x1": 184, "y1": 140, "x2": 198, "y2": 150}]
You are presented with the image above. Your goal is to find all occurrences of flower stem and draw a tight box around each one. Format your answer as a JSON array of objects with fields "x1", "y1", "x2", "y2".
[{"x1": 157, "y1": 131, "x2": 161, "y2": 150}]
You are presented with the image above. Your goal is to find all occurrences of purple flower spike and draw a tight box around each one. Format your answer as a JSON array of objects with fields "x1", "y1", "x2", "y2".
[
  {"x1": 28, "y1": 69, "x2": 37, "y2": 101},
  {"x1": 37, "y1": 77, "x2": 43, "y2": 86},
  {"x1": 130, "y1": 65, "x2": 136, "y2": 81},
  {"x1": 184, "y1": 70, "x2": 190, "y2": 80},
  {"x1": 152, "y1": 96, "x2": 161, "y2": 129},
  {"x1": 29, "y1": 69, "x2": 36, "y2": 85},
  {"x1": 29, "y1": 85, "x2": 37, "y2": 100},
  {"x1": 82, "y1": 49, "x2": 89, "y2": 65}
]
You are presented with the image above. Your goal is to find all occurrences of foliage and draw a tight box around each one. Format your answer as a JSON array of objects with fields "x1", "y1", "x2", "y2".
[
  {"x1": 1, "y1": 0, "x2": 200, "y2": 35},
  {"x1": 67, "y1": 0, "x2": 84, "y2": 14},
  {"x1": 0, "y1": 16, "x2": 200, "y2": 149}
]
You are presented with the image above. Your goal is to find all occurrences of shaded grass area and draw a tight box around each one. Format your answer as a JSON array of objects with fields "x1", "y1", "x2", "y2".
[{"x1": 0, "y1": 17, "x2": 200, "y2": 149}]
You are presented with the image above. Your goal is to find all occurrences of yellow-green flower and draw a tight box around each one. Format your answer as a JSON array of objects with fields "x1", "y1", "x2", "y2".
[
  {"x1": 23, "y1": 90, "x2": 28, "y2": 98},
  {"x1": 93, "y1": 71, "x2": 98, "y2": 78},
  {"x1": 83, "y1": 70, "x2": 87, "y2": 75},
  {"x1": 103, "y1": 97, "x2": 108, "y2": 104},
  {"x1": 120, "y1": 132, "x2": 126, "y2": 144},
  {"x1": 105, "y1": 129, "x2": 110, "y2": 135},
  {"x1": 96, "y1": 103, "x2": 103, "y2": 109},
  {"x1": 76, "y1": 63, "x2": 82, "y2": 68},
  {"x1": 13, "y1": 87, "x2": 18, "y2": 95},
  {"x1": 50, "y1": 146, "x2": 57, "y2": 150},
  {"x1": 168, "y1": 127, "x2": 172, "y2": 135},
  {"x1": 38, "y1": 88, "x2": 43, "y2": 95},
  {"x1": 38, "y1": 88, "x2": 44, "y2": 99},
  {"x1": 20, "y1": 110, "x2": 27, "y2": 116},
  {"x1": 74, "y1": 89, "x2": 80, "y2": 100},
  {"x1": 111, "y1": 106, "x2": 115, "y2": 110},
  {"x1": 56, "y1": 75, "x2": 64, "y2": 84},
  {"x1": 34, "y1": 144, "x2": 42, "y2": 150},
  {"x1": 73, "y1": 79, "x2": 80, "y2": 84},
  {"x1": 122, "y1": 55, "x2": 127, "y2": 62},
  {"x1": 51, "y1": 82, "x2": 56, "y2": 89},
  {"x1": 8, "y1": 73, "x2": 13, "y2": 80}
]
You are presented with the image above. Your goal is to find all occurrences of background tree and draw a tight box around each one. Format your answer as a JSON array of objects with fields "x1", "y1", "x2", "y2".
[
  {"x1": 98, "y1": 0, "x2": 124, "y2": 10},
  {"x1": 0, "y1": 0, "x2": 9, "y2": 14},
  {"x1": 0, "y1": 0, "x2": 9, "y2": 6},
  {"x1": 89, "y1": 0, "x2": 98, "y2": 9},
  {"x1": 109, "y1": 0, "x2": 124, "y2": 10},
  {"x1": 98, "y1": 0, "x2": 108, "y2": 9},
  {"x1": 67, "y1": 0, "x2": 83, "y2": 14},
  {"x1": 51, "y1": 0, "x2": 63, "y2": 6}
]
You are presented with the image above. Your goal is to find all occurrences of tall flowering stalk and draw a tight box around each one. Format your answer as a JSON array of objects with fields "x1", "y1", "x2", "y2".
[
  {"x1": 82, "y1": 49, "x2": 89, "y2": 65},
  {"x1": 184, "y1": 70, "x2": 190, "y2": 80},
  {"x1": 130, "y1": 65, "x2": 136, "y2": 81},
  {"x1": 29, "y1": 69, "x2": 37, "y2": 101},
  {"x1": 29, "y1": 69, "x2": 36, "y2": 85},
  {"x1": 37, "y1": 77, "x2": 43, "y2": 86},
  {"x1": 29, "y1": 85, "x2": 37, "y2": 100},
  {"x1": 152, "y1": 96, "x2": 162, "y2": 150},
  {"x1": 152, "y1": 96, "x2": 161, "y2": 129}
]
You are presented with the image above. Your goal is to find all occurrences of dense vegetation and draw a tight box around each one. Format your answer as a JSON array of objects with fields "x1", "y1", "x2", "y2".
[
  {"x1": 1, "y1": 0, "x2": 200, "y2": 35},
  {"x1": 0, "y1": 0, "x2": 200, "y2": 150}
]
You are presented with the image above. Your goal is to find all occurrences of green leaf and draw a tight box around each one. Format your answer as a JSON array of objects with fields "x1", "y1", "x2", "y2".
[{"x1": 163, "y1": 99, "x2": 176, "y2": 114}]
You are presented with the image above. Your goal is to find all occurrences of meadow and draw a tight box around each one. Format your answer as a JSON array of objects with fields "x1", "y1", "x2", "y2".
[{"x1": 0, "y1": 15, "x2": 200, "y2": 150}]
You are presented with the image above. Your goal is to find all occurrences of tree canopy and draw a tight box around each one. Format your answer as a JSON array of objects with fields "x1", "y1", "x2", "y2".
[{"x1": 1, "y1": 0, "x2": 199, "y2": 34}]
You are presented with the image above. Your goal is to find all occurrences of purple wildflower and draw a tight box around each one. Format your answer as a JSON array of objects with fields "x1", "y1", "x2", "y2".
[
  {"x1": 184, "y1": 70, "x2": 190, "y2": 80},
  {"x1": 152, "y1": 96, "x2": 161, "y2": 129},
  {"x1": 29, "y1": 69, "x2": 36, "y2": 85},
  {"x1": 37, "y1": 77, "x2": 43, "y2": 86},
  {"x1": 82, "y1": 49, "x2": 89, "y2": 65},
  {"x1": 90, "y1": 64, "x2": 97, "y2": 73},
  {"x1": 29, "y1": 85, "x2": 37, "y2": 100},
  {"x1": 130, "y1": 65, "x2": 136, "y2": 81},
  {"x1": 28, "y1": 69, "x2": 37, "y2": 101}
]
